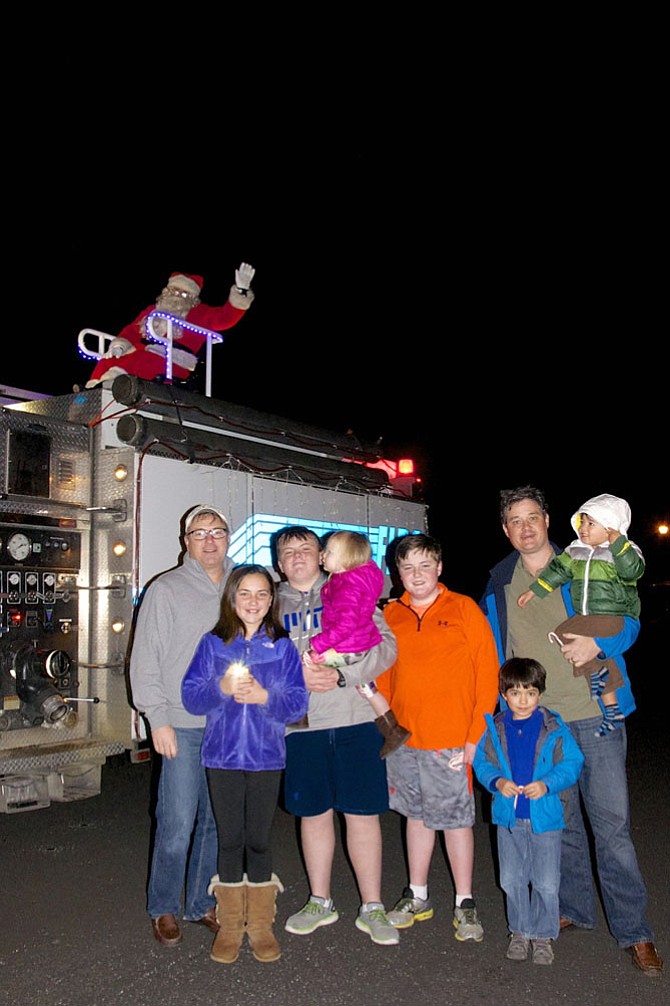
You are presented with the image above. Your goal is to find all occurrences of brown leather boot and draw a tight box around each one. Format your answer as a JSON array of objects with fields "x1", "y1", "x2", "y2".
[
  {"x1": 208, "y1": 875, "x2": 246, "y2": 964},
  {"x1": 245, "y1": 875, "x2": 284, "y2": 962},
  {"x1": 375, "y1": 711, "x2": 412, "y2": 758}
]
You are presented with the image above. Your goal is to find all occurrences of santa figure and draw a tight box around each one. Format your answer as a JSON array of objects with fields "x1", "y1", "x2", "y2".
[{"x1": 84, "y1": 262, "x2": 255, "y2": 388}]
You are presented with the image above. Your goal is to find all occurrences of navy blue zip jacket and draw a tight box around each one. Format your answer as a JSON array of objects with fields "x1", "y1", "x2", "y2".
[{"x1": 479, "y1": 546, "x2": 639, "y2": 717}]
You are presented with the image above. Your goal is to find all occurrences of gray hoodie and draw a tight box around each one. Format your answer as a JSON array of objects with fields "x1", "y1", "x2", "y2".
[{"x1": 129, "y1": 553, "x2": 235, "y2": 730}]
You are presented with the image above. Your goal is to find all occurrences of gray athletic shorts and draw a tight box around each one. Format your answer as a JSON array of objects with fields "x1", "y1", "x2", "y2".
[{"x1": 386, "y1": 745, "x2": 475, "y2": 830}]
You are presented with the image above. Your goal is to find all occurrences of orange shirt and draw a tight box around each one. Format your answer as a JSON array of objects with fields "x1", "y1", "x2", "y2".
[{"x1": 379, "y1": 583, "x2": 500, "y2": 750}]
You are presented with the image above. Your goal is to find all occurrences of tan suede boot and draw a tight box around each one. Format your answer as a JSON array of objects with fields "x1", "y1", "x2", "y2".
[
  {"x1": 245, "y1": 874, "x2": 284, "y2": 962},
  {"x1": 207, "y1": 875, "x2": 246, "y2": 964},
  {"x1": 375, "y1": 710, "x2": 412, "y2": 758}
]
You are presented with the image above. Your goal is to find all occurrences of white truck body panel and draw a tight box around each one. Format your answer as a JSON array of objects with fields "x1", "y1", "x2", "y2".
[{"x1": 0, "y1": 382, "x2": 427, "y2": 811}]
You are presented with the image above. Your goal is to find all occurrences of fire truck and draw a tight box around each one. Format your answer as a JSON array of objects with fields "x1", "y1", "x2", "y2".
[{"x1": 0, "y1": 358, "x2": 427, "y2": 812}]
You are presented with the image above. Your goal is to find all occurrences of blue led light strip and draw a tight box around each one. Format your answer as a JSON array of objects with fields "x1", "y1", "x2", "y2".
[{"x1": 227, "y1": 513, "x2": 418, "y2": 571}]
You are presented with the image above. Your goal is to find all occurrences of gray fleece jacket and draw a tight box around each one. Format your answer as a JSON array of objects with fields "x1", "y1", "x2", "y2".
[
  {"x1": 129, "y1": 553, "x2": 235, "y2": 730},
  {"x1": 276, "y1": 573, "x2": 397, "y2": 733}
]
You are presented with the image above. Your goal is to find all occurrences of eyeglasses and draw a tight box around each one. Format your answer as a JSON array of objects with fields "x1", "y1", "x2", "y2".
[
  {"x1": 163, "y1": 286, "x2": 198, "y2": 300},
  {"x1": 186, "y1": 528, "x2": 229, "y2": 540}
]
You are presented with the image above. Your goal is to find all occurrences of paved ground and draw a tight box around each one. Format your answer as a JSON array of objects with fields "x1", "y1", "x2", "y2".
[{"x1": 1, "y1": 660, "x2": 667, "y2": 1006}]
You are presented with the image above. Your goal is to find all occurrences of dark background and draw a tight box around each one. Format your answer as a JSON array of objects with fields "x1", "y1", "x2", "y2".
[
  {"x1": 4, "y1": 38, "x2": 667, "y2": 602},
  {"x1": 1, "y1": 32, "x2": 667, "y2": 1004}
]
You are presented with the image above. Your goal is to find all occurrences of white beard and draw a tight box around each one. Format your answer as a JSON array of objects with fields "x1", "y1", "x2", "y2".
[
  {"x1": 155, "y1": 291, "x2": 194, "y2": 317},
  {"x1": 151, "y1": 292, "x2": 195, "y2": 339}
]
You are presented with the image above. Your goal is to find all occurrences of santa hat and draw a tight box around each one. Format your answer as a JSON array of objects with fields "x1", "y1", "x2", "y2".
[{"x1": 167, "y1": 273, "x2": 204, "y2": 296}]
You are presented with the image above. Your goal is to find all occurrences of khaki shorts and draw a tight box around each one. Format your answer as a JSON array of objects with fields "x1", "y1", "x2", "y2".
[{"x1": 386, "y1": 745, "x2": 475, "y2": 830}]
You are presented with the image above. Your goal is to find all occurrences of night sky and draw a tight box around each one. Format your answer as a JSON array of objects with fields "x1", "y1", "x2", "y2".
[{"x1": 5, "y1": 49, "x2": 667, "y2": 601}]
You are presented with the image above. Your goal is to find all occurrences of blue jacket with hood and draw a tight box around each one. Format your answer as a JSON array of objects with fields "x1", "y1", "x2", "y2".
[{"x1": 473, "y1": 706, "x2": 584, "y2": 832}]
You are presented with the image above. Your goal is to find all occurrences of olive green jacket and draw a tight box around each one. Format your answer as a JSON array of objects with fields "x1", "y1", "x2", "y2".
[{"x1": 529, "y1": 533, "x2": 644, "y2": 618}]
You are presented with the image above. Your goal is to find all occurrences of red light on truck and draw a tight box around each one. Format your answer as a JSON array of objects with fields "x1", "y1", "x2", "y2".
[{"x1": 398, "y1": 459, "x2": 414, "y2": 475}]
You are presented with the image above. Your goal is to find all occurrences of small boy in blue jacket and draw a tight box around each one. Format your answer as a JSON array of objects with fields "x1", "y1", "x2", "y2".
[{"x1": 473, "y1": 657, "x2": 584, "y2": 965}]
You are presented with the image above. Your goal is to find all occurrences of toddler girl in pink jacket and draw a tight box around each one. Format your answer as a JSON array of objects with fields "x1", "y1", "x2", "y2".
[{"x1": 308, "y1": 530, "x2": 410, "y2": 758}]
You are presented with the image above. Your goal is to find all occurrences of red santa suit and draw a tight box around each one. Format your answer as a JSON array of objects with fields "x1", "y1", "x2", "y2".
[{"x1": 84, "y1": 272, "x2": 253, "y2": 388}]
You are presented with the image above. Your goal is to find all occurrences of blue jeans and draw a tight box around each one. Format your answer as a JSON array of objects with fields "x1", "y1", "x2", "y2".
[
  {"x1": 147, "y1": 727, "x2": 218, "y2": 920},
  {"x1": 498, "y1": 820, "x2": 562, "y2": 939},
  {"x1": 559, "y1": 717, "x2": 653, "y2": 948}
]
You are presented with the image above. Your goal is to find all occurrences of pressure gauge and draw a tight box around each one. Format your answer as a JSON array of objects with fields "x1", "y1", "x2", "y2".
[{"x1": 7, "y1": 532, "x2": 32, "y2": 561}]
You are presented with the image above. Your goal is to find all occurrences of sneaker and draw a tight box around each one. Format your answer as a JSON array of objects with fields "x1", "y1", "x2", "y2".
[
  {"x1": 355, "y1": 906, "x2": 400, "y2": 945},
  {"x1": 506, "y1": 933, "x2": 530, "y2": 961},
  {"x1": 453, "y1": 899, "x2": 484, "y2": 942},
  {"x1": 531, "y1": 939, "x2": 554, "y2": 965},
  {"x1": 387, "y1": 887, "x2": 434, "y2": 928},
  {"x1": 284, "y1": 896, "x2": 339, "y2": 934}
]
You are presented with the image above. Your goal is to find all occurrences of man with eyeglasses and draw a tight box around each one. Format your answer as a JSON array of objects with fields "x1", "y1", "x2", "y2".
[
  {"x1": 85, "y1": 264, "x2": 255, "y2": 388},
  {"x1": 130, "y1": 504, "x2": 235, "y2": 947}
]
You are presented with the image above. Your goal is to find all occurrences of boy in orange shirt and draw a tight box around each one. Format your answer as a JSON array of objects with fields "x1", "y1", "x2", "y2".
[{"x1": 377, "y1": 533, "x2": 499, "y2": 941}]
